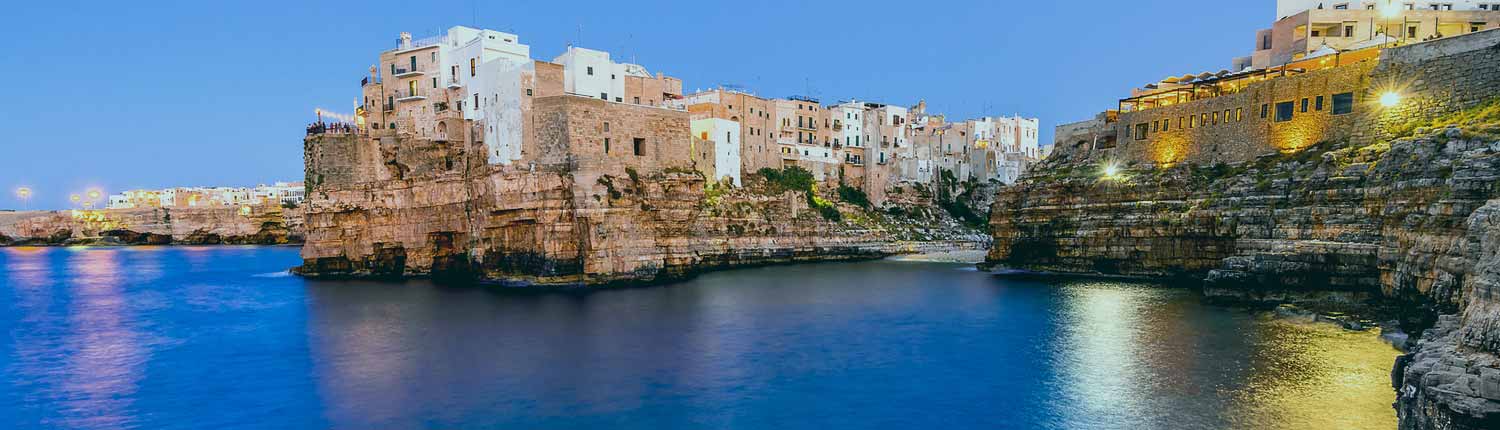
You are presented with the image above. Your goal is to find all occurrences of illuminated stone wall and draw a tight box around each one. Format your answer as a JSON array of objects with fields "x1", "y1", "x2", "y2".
[
  {"x1": 1354, "y1": 29, "x2": 1500, "y2": 146},
  {"x1": 1112, "y1": 60, "x2": 1375, "y2": 167},
  {"x1": 1102, "y1": 29, "x2": 1500, "y2": 168}
]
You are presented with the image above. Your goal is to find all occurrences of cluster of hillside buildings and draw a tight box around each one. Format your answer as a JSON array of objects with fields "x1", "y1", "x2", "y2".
[
  {"x1": 1053, "y1": 0, "x2": 1500, "y2": 165},
  {"x1": 105, "y1": 182, "x2": 305, "y2": 210},
  {"x1": 337, "y1": 26, "x2": 1040, "y2": 205}
]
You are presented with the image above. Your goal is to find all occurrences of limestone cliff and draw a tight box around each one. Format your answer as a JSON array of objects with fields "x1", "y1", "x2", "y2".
[
  {"x1": 985, "y1": 33, "x2": 1500, "y2": 429},
  {"x1": 298, "y1": 131, "x2": 983, "y2": 286},
  {"x1": 0, "y1": 205, "x2": 303, "y2": 246}
]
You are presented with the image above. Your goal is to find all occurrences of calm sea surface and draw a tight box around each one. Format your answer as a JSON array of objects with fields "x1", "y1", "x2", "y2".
[{"x1": 0, "y1": 246, "x2": 1399, "y2": 429}]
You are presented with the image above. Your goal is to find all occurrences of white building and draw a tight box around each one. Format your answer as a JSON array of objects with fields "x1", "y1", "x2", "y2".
[
  {"x1": 691, "y1": 118, "x2": 743, "y2": 186},
  {"x1": 1276, "y1": 0, "x2": 1499, "y2": 20},
  {"x1": 433, "y1": 26, "x2": 533, "y2": 165},
  {"x1": 832, "y1": 101, "x2": 865, "y2": 151},
  {"x1": 553, "y1": 46, "x2": 628, "y2": 102}
]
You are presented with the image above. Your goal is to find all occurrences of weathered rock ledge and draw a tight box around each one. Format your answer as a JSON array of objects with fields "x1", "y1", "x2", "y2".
[
  {"x1": 0, "y1": 205, "x2": 304, "y2": 247},
  {"x1": 985, "y1": 127, "x2": 1500, "y2": 427},
  {"x1": 298, "y1": 132, "x2": 989, "y2": 287}
]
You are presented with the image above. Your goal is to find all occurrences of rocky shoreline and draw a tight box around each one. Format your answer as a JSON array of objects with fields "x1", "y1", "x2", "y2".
[
  {"x1": 986, "y1": 121, "x2": 1500, "y2": 427},
  {"x1": 0, "y1": 206, "x2": 304, "y2": 247}
]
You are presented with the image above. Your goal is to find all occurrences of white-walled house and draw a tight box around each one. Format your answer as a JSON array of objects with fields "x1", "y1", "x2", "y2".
[
  {"x1": 553, "y1": 46, "x2": 627, "y2": 103},
  {"x1": 442, "y1": 27, "x2": 532, "y2": 165},
  {"x1": 692, "y1": 118, "x2": 743, "y2": 186}
]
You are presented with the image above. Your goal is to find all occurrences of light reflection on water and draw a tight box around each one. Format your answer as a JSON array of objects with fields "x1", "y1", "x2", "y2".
[{"x1": 0, "y1": 247, "x2": 1401, "y2": 429}]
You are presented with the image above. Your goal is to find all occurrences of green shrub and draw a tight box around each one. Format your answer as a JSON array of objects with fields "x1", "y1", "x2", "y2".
[
  {"x1": 837, "y1": 185, "x2": 871, "y2": 209},
  {"x1": 758, "y1": 166, "x2": 815, "y2": 193}
]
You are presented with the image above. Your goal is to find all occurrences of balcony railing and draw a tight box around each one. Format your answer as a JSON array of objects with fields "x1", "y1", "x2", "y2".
[
  {"x1": 393, "y1": 67, "x2": 426, "y2": 78},
  {"x1": 394, "y1": 90, "x2": 427, "y2": 102}
]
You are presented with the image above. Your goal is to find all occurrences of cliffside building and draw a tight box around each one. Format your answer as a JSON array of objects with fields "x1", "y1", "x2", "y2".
[{"x1": 1236, "y1": 0, "x2": 1500, "y2": 70}]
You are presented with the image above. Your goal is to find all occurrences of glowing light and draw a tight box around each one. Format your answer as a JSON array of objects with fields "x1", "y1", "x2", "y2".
[
  {"x1": 14, "y1": 187, "x2": 29, "y2": 199},
  {"x1": 1103, "y1": 163, "x2": 1121, "y2": 179},
  {"x1": 1380, "y1": 92, "x2": 1402, "y2": 108},
  {"x1": 86, "y1": 189, "x2": 102, "y2": 201},
  {"x1": 1378, "y1": 1, "x2": 1402, "y2": 18},
  {"x1": 70, "y1": 194, "x2": 81, "y2": 203}
]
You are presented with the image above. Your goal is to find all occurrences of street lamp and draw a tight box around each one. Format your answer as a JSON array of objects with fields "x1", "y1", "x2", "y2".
[
  {"x1": 1380, "y1": 91, "x2": 1403, "y2": 108},
  {"x1": 70, "y1": 194, "x2": 82, "y2": 208}
]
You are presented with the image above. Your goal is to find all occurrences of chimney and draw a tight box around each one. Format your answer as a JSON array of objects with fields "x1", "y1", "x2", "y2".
[{"x1": 399, "y1": 32, "x2": 412, "y2": 50}]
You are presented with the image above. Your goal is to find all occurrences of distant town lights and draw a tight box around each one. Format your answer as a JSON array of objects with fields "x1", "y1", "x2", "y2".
[{"x1": 1380, "y1": 91, "x2": 1403, "y2": 108}]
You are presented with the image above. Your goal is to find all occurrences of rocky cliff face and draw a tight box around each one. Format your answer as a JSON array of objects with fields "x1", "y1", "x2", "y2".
[
  {"x1": 0, "y1": 205, "x2": 303, "y2": 246},
  {"x1": 987, "y1": 118, "x2": 1500, "y2": 427},
  {"x1": 299, "y1": 133, "x2": 983, "y2": 286}
]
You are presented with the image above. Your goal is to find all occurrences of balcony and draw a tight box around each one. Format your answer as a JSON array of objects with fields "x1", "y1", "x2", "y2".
[
  {"x1": 446, "y1": 76, "x2": 462, "y2": 89},
  {"x1": 394, "y1": 90, "x2": 427, "y2": 102},
  {"x1": 393, "y1": 67, "x2": 426, "y2": 78}
]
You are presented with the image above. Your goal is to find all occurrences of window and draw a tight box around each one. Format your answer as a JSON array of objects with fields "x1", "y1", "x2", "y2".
[
  {"x1": 470, "y1": 59, "x2": 476, "y2": 77},
  {"x1": 432, "y1": 77, "x2": 438, "y2": 88},
  {"x1": 1223, "y1": 110, "x2": 1231, "y2": 123},
  {"x1": 633, "y1": 138, "x2": 645, "y2": 156},
  {"x1": 1275, "y1": 101, "x2": 1295, "y2": 122},
  {"x1": 1236, "y1": 108, "x2": 1243, "y2": 121},
  {"x1": 474, "y1": 94, "x2": 479, "y2": 108},
  {"x1": 1162, "y1": 118, "x2": 1170, "y2": 132},
  {"x1": 1344, "y1": 24, "x2": 1356, "y2": 37},
  {"x1": 1331, "y1": 92, "x2": 1355, "y2": 115},
  {"x1": 526, "y1": 89, "x2": 533, "y2": 96},
  {"x1": 1189, "y1": 115, "x2": 1197, "y2": 128},
  {"x1": 409, "y1": 56, "x2": 416, "y2": 71},
  {"x1": 600, "y1": 92, "x2": 608, "y2": 100},
  {"x1": 1315, "y1": 95, "x2": 1325, "y2": 111},
  {"x1": 587, "y1": 66, "x2": 594, "y2": 76},
  {"x1": 604, "y1": 138, "x2": 610, "y2": 154},
  {"x1": 1261, "y1": 103, "x2": 1270, "y2": 119},
  {"x1": 1213, "y1": 111, "x2": 1219, "y2": 125},
  {"x1": 604, "y1": 122, "x2": 610, "y2": 132},
  {"x1": 1134, "y1": 123, "x2": 1149, "y2": 140},
  {"x1": 1300, "y1": 98, "x2": 1309, "y2": 113},
  {"x1": 634, "y1": 97, "x2": 641, "y2": 104}
]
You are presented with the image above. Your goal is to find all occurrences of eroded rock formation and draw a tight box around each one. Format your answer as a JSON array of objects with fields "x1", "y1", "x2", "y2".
[
  {"x1": 985, "y1": 31, "x2": 1500, "y2": 429},
  {"x1": 0, "y1": 205, "x2": 303, "y2": 246},
  {"x1": 299, "y1": 128, "x2": 983, "y2": 286}
]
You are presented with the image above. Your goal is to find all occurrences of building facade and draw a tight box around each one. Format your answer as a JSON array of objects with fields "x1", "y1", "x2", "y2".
[{"x1": 1238, "y1": 0, "x2": 1500, "y2": 69}]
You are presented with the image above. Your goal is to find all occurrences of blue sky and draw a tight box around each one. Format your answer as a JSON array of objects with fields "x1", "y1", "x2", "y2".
[{"x1": 0, "y1": 0, "x2": 1267, "y2": 210}]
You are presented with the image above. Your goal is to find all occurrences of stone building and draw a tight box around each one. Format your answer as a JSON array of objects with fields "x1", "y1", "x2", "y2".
[
  {"x1": 1058, "y1": 25, "x2": 1500, "y2": 169},
  {"x1": 680, "y1": 88, "x2": 778, "y2": 176}
]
